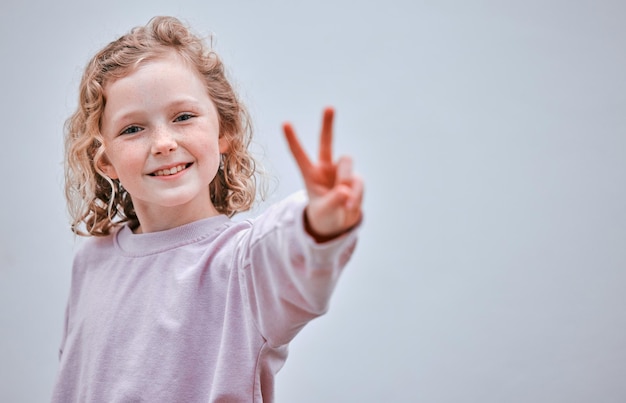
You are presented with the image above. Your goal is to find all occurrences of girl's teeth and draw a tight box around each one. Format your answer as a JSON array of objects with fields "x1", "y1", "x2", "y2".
[{"x1": 155, "y1": 165, "x2": 185, "y2": 176}]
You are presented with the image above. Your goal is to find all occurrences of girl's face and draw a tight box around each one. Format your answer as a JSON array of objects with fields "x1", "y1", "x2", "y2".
[{"x1": 99, "y1": 52, "x2": 228, "y2": 232}]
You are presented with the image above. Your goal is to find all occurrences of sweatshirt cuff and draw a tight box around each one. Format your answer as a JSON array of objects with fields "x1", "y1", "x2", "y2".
[{"x1": 289, "y1": 191, "x2": 361, "y2": 265}]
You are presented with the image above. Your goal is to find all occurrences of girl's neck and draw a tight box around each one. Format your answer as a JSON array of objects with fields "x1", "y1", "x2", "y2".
[{"x1": 131, "y1": 197, "x2": 222, "y2": 234}]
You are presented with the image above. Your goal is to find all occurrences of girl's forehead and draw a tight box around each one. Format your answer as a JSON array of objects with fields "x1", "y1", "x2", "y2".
[
  {"x1": 104, "y1": 50, "x2": 202, "y2": 90},
  {"x1": 101, "y1": 51, "x2": 214, "y2": 121}
]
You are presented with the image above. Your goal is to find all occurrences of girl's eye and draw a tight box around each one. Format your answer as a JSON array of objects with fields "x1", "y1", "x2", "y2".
[
  {"x1": 175, "y1": 113, "x2": 194, "y2": 122},
  {"x1": 121, "y1": 126, "x2": 142, "y2": 135}
]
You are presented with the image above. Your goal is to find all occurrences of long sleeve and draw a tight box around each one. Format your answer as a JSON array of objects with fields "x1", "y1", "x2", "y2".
[{"x1": 237, "y1": 191, "x2": 359, "y2": 347}]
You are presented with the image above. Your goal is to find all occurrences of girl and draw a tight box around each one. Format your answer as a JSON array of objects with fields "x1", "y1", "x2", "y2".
[{"x1": 52, "y1": 16, "x2": 363, "y2": 403}]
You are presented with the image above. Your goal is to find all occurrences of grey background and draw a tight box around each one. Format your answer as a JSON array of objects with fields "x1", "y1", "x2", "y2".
[{"x1": 1, "y1": 0, "x2": 625, "y2": 402}]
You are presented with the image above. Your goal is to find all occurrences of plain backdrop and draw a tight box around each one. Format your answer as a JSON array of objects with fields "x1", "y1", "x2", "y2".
[{"x1": 1, "y1": 0, "x2": 625, "y2": 402}]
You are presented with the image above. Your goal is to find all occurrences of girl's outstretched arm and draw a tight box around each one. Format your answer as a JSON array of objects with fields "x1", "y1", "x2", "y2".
[{"x1": 283, "y1": 107, "x2": 364, "y2": 242}]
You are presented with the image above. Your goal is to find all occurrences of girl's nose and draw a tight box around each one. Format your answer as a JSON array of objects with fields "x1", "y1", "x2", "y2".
[{"x1": 151, "y1": 127, "x2": 178, "y2": 155}]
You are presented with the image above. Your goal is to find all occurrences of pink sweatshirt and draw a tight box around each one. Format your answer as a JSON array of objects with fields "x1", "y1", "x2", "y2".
[{"x1": 51, "y1": 192, "x2": 359, "y2": 402}]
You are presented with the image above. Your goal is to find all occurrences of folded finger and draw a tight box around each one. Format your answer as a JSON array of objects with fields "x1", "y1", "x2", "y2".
[
  {"x1": 335, "y1": 155, "x2": 353, "y2": 186},
  {"x1": 346, "y1": 174, "x2": 364, "y2": 210}
]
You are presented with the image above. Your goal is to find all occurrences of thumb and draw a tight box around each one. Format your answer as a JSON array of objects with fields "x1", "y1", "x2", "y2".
[{"x1": 310, "y1": 184, "x2": 351, "y2": 218}]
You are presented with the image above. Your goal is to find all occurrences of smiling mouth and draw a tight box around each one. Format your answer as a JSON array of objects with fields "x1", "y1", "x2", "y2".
[{"x1": 150, "y1": 163, "x2": 192, "y2": 177}]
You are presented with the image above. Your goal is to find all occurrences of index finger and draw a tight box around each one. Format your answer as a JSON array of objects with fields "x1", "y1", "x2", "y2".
[
  {"x1": 319, "y1": 107, "x2": 335, "y2": 163},
  {"x1": 283, "y1": 123, "x2": 314, "y2": 176}
]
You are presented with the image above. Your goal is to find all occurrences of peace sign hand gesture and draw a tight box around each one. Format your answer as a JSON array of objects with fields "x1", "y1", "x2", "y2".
[{"x1": 283, "y1": 107, "x2": 364, "y2": 242}]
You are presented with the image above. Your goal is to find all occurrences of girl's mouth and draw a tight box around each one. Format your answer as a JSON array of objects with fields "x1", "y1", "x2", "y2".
[{"x1": 150, "y1": 163, "x2": 192, "y2": 177}]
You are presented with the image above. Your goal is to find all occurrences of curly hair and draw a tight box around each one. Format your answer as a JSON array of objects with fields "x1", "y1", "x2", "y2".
[{"x1": 65, "y1": 16, "x2": 258, "y2": 236}]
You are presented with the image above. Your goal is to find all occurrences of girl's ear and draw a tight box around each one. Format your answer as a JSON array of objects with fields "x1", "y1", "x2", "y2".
[
  {"x1": 218, "y1": 135, "x2": 230, "y2": 154},
  {"x1": 97, "y1": 154, "x2": 119, "y2": 180}
]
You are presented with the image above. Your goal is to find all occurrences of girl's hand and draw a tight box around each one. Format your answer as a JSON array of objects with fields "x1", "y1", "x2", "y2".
[{"x1": 283, "y1": 107, "x2": 364, "y2": 242}]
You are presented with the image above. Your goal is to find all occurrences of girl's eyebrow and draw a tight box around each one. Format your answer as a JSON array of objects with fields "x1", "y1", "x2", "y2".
[
  {"x1": 107, "y1": 98, "x2": 204, "y2": 123},
  {"x1": 167, "y1": 97, "x2": 200, "y2": 107},
  {"x1": 166, "y1": 98, "x2": 204, "y2": 110}
]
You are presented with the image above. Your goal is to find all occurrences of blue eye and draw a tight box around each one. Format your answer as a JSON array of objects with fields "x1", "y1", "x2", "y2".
[
  {"x1": 175, "y1": 113, "x2": 194, "y2": 122},
  {"x1": 121, "y1": 126, "x2": 142, "y2": 135}
]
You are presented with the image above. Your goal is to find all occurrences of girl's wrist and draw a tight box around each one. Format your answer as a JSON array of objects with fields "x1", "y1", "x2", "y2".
[{"x1": 303, "y1": 208, "x2": 347, "y2": 243}]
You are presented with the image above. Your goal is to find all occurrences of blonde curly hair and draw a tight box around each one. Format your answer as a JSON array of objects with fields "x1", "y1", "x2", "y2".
[{"x1": 65, "y1": 16, "x2": 258, "y2": 236}]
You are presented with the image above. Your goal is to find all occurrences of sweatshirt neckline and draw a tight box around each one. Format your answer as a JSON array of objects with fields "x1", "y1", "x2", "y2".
[{"x1": 114, "y1": 215, "x2": 230, "y2": 256}]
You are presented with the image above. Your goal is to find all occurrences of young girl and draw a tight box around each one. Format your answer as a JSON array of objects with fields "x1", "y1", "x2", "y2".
[{"x1": 52, "y1": 16, "x2": 363, "y2": 402}]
